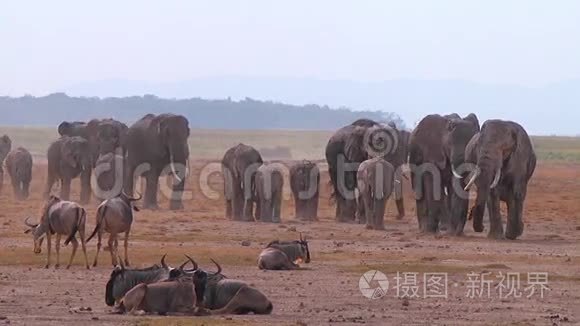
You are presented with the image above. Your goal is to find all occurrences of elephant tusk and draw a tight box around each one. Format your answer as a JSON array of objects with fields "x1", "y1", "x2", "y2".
[
  {"x1": 490, "y1": 168, "x2": 501, "y2": 189},
  {"x1": 169, "y1": 151, "x2": 183, "y2": 183},
  {"x1": 451, "y1": 165, "x2": 462, "y2": 179},
  {"x1": 463, "y1": 168, "x2": 480, "y2": 191}
]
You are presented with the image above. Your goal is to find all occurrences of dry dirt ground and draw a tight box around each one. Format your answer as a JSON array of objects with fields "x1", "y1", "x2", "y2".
[{"x1": 0, "y1": 160, "x2": 579, "y2": 326}]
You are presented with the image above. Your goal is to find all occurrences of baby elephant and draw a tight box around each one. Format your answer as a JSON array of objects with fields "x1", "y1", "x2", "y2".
[
  {"x1": 258, "y1": 234, "x2": 310, "y2": 270},
  {"x1": 357, "y1": 157, "x2": 395, "y2": 230},
  {"x1": 5, "y1": 147, "x2": 33, "y2": 200},
  {"x1": 255, "y1": 164, "x2": 284, "y2": 223}
]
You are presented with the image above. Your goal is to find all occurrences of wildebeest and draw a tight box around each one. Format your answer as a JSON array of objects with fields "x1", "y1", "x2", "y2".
[
  {"x1": 176, "y1": 259, "x2": 274, "y2": 315},
  {"x1": 4, "y1": 146, "x2": 33, "y2": 200},
  {"x1": 24, "y1": 196, "x2": 90, "y2": 269},
  {"x1": 257, "y1": 234, "x2": 311, "y2": 270},
  {"x1": 117, "y1": 256, "x2": 204, "y2": 315},
  {"x1": 105, "y1": 254, "x2": 190, "y2": 307},
  {"x1": 87, "y1": 191, "x2": 142, "y2": 267}
]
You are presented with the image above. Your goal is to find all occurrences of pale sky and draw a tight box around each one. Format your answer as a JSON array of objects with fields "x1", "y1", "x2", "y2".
[{"x1": 1, "y1": 0, "x2": 579, "y2": 95}]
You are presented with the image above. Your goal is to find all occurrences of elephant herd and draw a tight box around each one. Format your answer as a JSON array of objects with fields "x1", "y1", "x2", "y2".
[
  {"x1": 323, "y1": 113, "x2": 536, "y2": 240},
  {"x1": 2, "y1": 111, "x2": 535, "y2": 240}
]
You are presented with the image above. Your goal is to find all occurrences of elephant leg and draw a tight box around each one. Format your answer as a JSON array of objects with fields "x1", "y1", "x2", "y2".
[
  {"x1": 505, "y1": 192, "x2": 524, "y2": 240},
  {"x1": 169, "y1": 174, "x2": 185, "y2": 211},
  {"x1": 225, "y1": 199, "x2": 233, "y2": 219},
  {"x1": 124, "y1": 162, "x2": 136, "y2": 197},
  {"x1": 60, "y1": 178, "x2": 72, "y2": 201},
  {"x1": 22, "y1": 180, "x2": 30, "y2": 200},
  {"x1": 231, "y1": 181, "x2": 244, "y2": 221},
  {"x1": 310, "y1": 191, "x2": 319, "y2": 221},
  {"x1": 11, "y1": 180, "x2": 21, "y2": 200},
  {"x1": 243, "y1": 198, "x2": 255, "y2": 222},
  {"x1": 80, "y1": 169, "x2": 91, "y2": 204},
  {"x1": 395, "y1": 180, "x2": 405, "y2": 219},
  {"x1": 487, "y1": 190, "x2": 504, "y2": 239},
  {"x1": 273, "y1": 193, "x2": 281, "y2": 223},
  {"x1": 293, "y1": 197, "x2": 302, "y2": 220},
  {"x1": 262, "y1": 199, "x2": 272, "y2": 222},
  {"x1": 144, "y1": 171, "x2": 160, "y2": 210},
  {"x1": 374, "y1": 198, "x2": 386, "y2": 230},
  {"x1": 363, "y1": 192, "x2": 373, "y2": 230},
  {"x1": 44, "y1": 171, "x2": 57, "y2": 199}
]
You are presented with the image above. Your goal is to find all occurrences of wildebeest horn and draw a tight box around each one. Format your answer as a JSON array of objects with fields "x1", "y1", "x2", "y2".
[
  {"x1": 210, "y1": 258, "x2": 222, "y2": 275},
  {"x1": 160, "y1": 253, "x2": 168, "y2": 268},
  {"x1": 299, "y1": 232, "x2": 304, "y2": 242},
  {"x1": 122, "y1": 190, "x2": 142, "y2": 201},
  {"x1": 24, "y1": 217, "x2": 38, "y2": 228},
  {"x1": 184, "y1": 254, "x2": 198, "y2": 270}
]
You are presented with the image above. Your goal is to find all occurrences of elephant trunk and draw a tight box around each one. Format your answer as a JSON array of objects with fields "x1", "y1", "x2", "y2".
[{"x1": 470, "y1": 156, "x2": 500, "y2": 232}]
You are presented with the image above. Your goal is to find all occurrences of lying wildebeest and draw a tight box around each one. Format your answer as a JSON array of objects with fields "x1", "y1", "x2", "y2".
[
  {"x1": 87, "y1": 191, "x2": 141, "y2": 267},
  {"x1": 118, "y1": 255, "x2": 206, "y2": 315},
  {"x1": 174, "y1": 259, "x2": 273, "y2": 315},
  {"x1": 105, "y1": 254, "x2": 190, "y2": 307},
  {"x1": 4, "y1": 146, "x2": 33, "y2": 200},
  {"x1": 257, "y1": 234, "x2": 311, "y2": 270},
  {"x1": 24, "y1": 195, "x2": 90, "y2": 269}
]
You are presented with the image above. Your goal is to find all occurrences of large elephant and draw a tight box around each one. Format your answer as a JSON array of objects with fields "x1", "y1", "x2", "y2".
[
  {"x1": 357, "y1": 157, "x2": 395, "y2": 230},
  {"x1": 44, "y1": 136, "x2": 92, "y2": 204},
  {"x1": 0, "y1": 135, "x2": 12, "y2": 194},
  {"x1": 325, "y1": 119, "x2": 407, "y2": 223},
  {"x1": 289, "y1": 160, "x2": 320, "y2": 221},
  {"x1": 124, "y1": 114, "x2": 190, "y2": 210},
  {"x1": 464, "y1": 120, "x2": 536, "y2": 240},
  {"x1": 58, "y1": 118, "x2": 128, "y2": 165},
  {"x1": 5, "y1": 146, "x2": 32, "y2": 200},
  {"x1": 408, "y1": 113, "x2": 480, "y2": 234},
  {"x1": 255, "y1": 164, "x2": 284, "y2": 223},
  {"x1": 221, "y1": 143, "x2": 263, "y2": 221}
]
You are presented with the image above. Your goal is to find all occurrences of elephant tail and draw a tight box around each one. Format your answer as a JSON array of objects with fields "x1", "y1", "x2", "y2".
[
  {"x1": 87, "y1": 204, "x2": 107, "y2": 243},
  {"x1": 64, "y1": 207, "x2": 83, "y2": 245}
]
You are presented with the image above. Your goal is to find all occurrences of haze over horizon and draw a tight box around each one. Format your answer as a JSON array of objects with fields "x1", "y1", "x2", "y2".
[{"x1": 1, "y1": 1, "x2": 580, "y2": 134}]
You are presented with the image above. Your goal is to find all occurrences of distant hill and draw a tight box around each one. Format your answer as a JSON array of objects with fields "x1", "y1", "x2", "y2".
[
  {"x1": 62, "y1": 77, "x2": 580, "y2": 135},
  {"x1": 0, "y1": 93, "x2": 403, "y2": 130}
]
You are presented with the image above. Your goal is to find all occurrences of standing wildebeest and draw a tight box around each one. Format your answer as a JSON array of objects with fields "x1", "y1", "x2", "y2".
[
  {"x1": 87, "y1": 191, "x2": 142, "y2": 267},
  {"x1": 326, "y1": 119, "x2": 406, "y2": 223},
  {"x1": 44, "y1": 136, "x2": 93, "y2": 204},
  {"x1": 221, "y1": 144, "x2": 263, "y2": 221},
  {"x1": 408, "y1": 113, "x2": 480, "y2": 234},
  {"x1": 357, "y1": 157, "x2": 395, "y2": 230},
  {"x1": 181, "y1": 259, "x2": 273, "y2": 315},
  {"x1": 58, "y1": 118, "x2": 129, "y2": 165},
  {"x1": 24, "y1": 196, "x2": 90, "y2": 269},
  {"x1": 0, "y1": 135, "x2": 12, "y2": 194},
  {"x1": 254, "y1": 163, "x2": 284, "y2": 223},
  {"x1": 105, "y1": 254, "x2": 190, "y2": 307},
  {"x1": 464, "y1": 120, "x2": 536, "y2": 240},
  {"x1": 289, "y1": 160, "x2": 320, "y2": 221},
  {"x1": 94, "y1": 152, "x2": 125, "y2": 201},
  {"x1": 125, "y1": 113, "x2": 190, "y2": 210},
  {"x1": 257, "y1": 234, "x2": 311, "y2": 270},
  {"x1": 5, "y1": 147, "x2": 33, "y2": 200}
]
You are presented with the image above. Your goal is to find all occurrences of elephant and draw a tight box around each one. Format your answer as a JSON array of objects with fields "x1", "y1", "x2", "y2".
[
  {"x1": 4, "y1": 147, "x2": 32, "y2": 200},
  {"x1": 464, "y1": 120, "x2": 536, "y2": 240},
  {"x1": 221, "y1": 143, "x2": 263, "y2": 221},
  {"x1": 94, "y1": 152, "x2": 125, "y2": 202},
  {"x1": 0, "y1": 135, "x2": 12, "y2": 194},
  {"x1": 408, "y1": 113, "x2": 480, "y2": 234},
  {"x1": 44, "y1": 136, "x2": 93, "y2": 204},
  {"x1": 356, "y1": 157, "x2": 395, "y2": 230},
  {"x1": 325, "y1": 119, "x2": 407, "y2": 223},
  {"x1": 289, "y1": 160, "x2": 320, "y2": 221},
  {"x1": 254, "y1": 164, "x2": 284, "y2": 223},
  {"x1": 124, "y1": 113, "x2": 190, "y2": 210},
  {"x1": 58, "y1": 118, "x2": 129, "y2": 165}
]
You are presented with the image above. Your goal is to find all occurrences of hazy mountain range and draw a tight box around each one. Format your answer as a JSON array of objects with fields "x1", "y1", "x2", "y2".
[{"x1": 61, "y1": 77, "x2": 580, "y2": 135}]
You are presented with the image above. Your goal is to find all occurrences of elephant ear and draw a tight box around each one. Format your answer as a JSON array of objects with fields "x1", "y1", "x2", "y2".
[
  {"x1": 58, "y1": 121, "x2": 73, "y2": 136},
  {"x1": 463, "y1": 113, "x2": 481, "y2": 131},
  {"x1": 61, "y1": 138, "x2": 78, "y2": 168},
  {"x1": 344, "y1": 127, "x2": 367, "y2": 162},
  {"x1": 0, "y1": 135, "x2": 11, "y2": 157}
]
